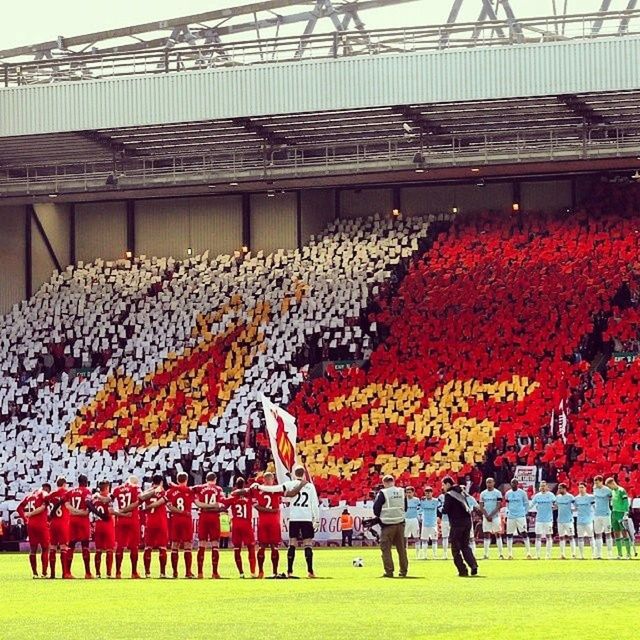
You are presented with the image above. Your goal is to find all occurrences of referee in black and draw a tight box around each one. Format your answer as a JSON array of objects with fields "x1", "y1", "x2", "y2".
[{"x1": 441, "y1": 476, "x2": 479, "y2": 577}]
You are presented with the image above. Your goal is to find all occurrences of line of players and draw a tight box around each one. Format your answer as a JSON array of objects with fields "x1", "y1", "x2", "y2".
[
  {"x1": 403, "y1": 476, "x2": 635, "y2": 561},
  {"x1": 16, "y1": 466, "x2": 321, "y2": 579}
]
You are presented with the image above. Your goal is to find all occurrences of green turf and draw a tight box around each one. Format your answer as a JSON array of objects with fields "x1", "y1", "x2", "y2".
[{"x1": 0, "y1": 548, "x2": 638, "y2": 640}]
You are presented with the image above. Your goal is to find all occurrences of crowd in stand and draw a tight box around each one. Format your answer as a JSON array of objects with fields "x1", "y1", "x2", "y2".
[
  {"x1": 290, "y1": 191, "x2": 640, "y2": 502},
  {"x1": 0, "y1": 214, "x2": 436, "y2": 525}
]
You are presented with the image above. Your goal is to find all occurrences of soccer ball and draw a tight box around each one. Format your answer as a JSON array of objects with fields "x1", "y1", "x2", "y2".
[{"x1": 352, "y1": 557, "x2": 364, "y2": 567}]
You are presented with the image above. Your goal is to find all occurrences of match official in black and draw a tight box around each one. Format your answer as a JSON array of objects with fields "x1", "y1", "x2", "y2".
[{"x1": 441, "y1": 476, "x2": 479, "y2": 577}]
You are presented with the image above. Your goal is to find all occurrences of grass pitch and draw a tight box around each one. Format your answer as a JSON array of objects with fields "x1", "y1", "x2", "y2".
[{"x1": 0, "y1": 548, "x2": 637, "y2": 640}]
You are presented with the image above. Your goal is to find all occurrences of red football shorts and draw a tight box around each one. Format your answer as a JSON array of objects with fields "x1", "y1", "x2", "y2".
[
  {"x1": 145, "y1": 524, "x2": 169, "y2": 548},
  {"x1": 231, "y1": 521, "x2": 255, "y2": 547},
  {"x1": 69, "y1": 517, "x2": 91, "y2": 542},
  {"x1": 198, "y1": 515, "x2": 220, "y2": 543},
  {"x1": 115, "y1": 519, "x2": 140, "y2": 549},
  {"x1": 257, "y1": 516, "x2": 281, "y2": 546},
  {"x1": 49, "y1": 521, "x2": 70, "y2": 546},
  {"x1": 170, "y1": 517, "x2": 193, "y2": 544},
  {"x1": 27, "y1": 523, "x2": 50, "y2": 548},
  {"x1": 94, "y1": 521, "x2": 116, "y2": 550}
]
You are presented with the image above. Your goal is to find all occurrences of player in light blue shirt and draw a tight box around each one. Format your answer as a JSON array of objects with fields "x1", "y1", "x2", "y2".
[
  {"x1": 593, "y1": 475, "x2": 614, "y2": 559},
  {"x1": 505, "y1": 479, "x2": 532, "y2": 559},
  {"x1": 575, "y1": 483, "x2": 596, "y2": 559},
  {"x1": 479, "y1": 478, "x2": 504, "y2": 559},
  {"x1": 531, "y1": 481, "x2": 556, "y2": 559},
  {"x1": 438, "y1": 492, "x2": 450, "y2": 559},
  {"x1": 555, "y1": 483, "x2": 576, "y2": 559},
  {"x1": 465, "y1": 493, "x2": 479, "y2": 552},
  {"x1": 418, "y1": 487, "x2": 440, "y2": 559},
  {"x1": 404, "y1": 487, "x2": 421, "y2": 557}
]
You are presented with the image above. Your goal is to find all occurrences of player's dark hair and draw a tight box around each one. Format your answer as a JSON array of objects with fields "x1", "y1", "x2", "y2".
[
  {"x1": 78, "y1": 474, "x2": 88, "y2": 487},
  {"x1": 98, "y1": 480, "x2": 111, "y2": 492},
  {"x1": 406, "y1": 486, "x2": 415, "y2": 492},
  {"x1": 206, "y1": 472, "x2": 216, "y2": 482},
  {"x1": 177, "y1": 472, "x2": 188, "y2": 484},
  {"x1": 42, "y1": 482, "x2": 51, "y2": 491},
  {"x1": 152, "y1": 474, "x2": 163, "y2": 486},
  {"x1": 558, "y1": 482, "x2": 567, "y2": 490},
  {"x1": 56, "y1": 477, "x2": 66, "y2": 488},
  {"x1": 594, "y1": 475, "x2": 603, "y2": 482},
  {"x1": 294, "y1": 467, "x2": 305, "y2": 479},
  {"x1": 235, "y1": 477, "x2": 246, "y2": 489},
  {"x1": 442, "y1": 476, "x2": 454, "y2": 486},
  {"x1": 578, "y1": 482, "x2": 586, "y2": 487}
]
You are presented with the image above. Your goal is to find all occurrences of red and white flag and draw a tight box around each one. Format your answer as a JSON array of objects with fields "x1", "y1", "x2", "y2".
[{"x1": 260, "y1": 394, "x2": 298, "y2": 484}]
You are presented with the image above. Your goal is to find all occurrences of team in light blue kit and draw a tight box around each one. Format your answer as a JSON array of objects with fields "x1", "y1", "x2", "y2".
[
  {"x1": 387, "y1": 474, "x2": 632, "y2": 562},
  {"x1": 418, "y1": 487, "x2": 439, "y2": 559},
  {"x1": 531, "y1": 481, "x2": 556, "y2": 559},
  {"x1": 505, "y1": 479, "x2": 532, "y2": 559},
  {"x1": 404, "y1": 487, "x2": 421, "y2": 556},
  {"x1": 574, "y1": 482, "x2": 596, "y2": 559},
  {"x1": 479, "y1": 478, "x2": 504, "y2": 559},
  {"x1": 555, "y1": 483, "x2": 576, "y2": 559},
  {"x1": 593, "y1": 475, "x2": 614, "y2": 559}
]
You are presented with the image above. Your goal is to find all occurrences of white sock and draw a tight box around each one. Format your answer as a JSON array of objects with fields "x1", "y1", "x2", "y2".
[
  {"x1": 496, "y1": 537, "x2": 504, "y2": 556},
  {"x1": 578, "y1": 538, "x2": 585, "y2": 559},
  {"x1": 507, "y1": 537, "x2": 513, "y2": 556},
  {"x1": 470, "y1": 539, "x2": 476, "y2": 552},
  {"x1": 442, "y1": 538, "x2": 448, "y2": 558},
  {"x1": 483, "y1": 538, "x2": 490, "y2": 557},
  {"x1": 523, "y1": 536, "x2": 531, "y2": 554},
  {"x1": 570, "y1": 538, "x2": 576, "y2": 557},
  {"x1": 590, "y1": 537, "x2": 595, "y2": 558},
  {"x1": 535, "y1": 538, "x2": 542, "y2": 559},
  {"x1": 546, "y1": 537, "x2": 552, "y2": 558},
  {"x1": 559, "y1": 538, "x2": 566, "y2": 556},
  {"x1": 606, "y1": 536, "x2": 614, "y2": 559},
  {"x1": 432, "y1": 540, "x2": 438, "y2": 559},
  {"x1": 594, "y1": 537, "x2": 602, "y2": 558}
]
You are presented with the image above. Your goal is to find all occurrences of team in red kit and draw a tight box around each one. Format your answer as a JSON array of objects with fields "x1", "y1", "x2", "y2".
[{"x1": 16, "y1": 470, "x2": 308, "y2": 580}]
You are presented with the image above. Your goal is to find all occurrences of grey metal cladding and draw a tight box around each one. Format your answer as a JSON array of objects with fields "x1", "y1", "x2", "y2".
[{"x1": 1, "y1": 35, "x2": 640, "y2": 138}]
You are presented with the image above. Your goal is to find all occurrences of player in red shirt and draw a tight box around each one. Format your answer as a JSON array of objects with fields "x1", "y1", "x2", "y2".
[
  {"x1": 17, "y1": 482, "x2": 51, "y2": 578},
  {"x1": 224, "y1": 477, "x2": 257, "y2": 578},
  {"x1": 166, "y1": 472, "x2": 195, "y2": 578},
  {"x1": 90, "y1": 481, "x2": 116, "y2": 578},
  {"x1": 194, "y1": 471, "x2": 226, "y2": 579},
  {"x1": 45, "y1": 477, "x2": 72, "y2": 579},
  {"x1": 141, "y1": 474, "x2": 169, "y2": 579},
  {"x1": 65, "y1": 474, "x2": 93, "y2": 579},
  {"x1": 254, "y1": 472, "x2": 283, "y2": 578},
  {"x1": 112, "y1": 476, "x2": 146, "y2": 579}
]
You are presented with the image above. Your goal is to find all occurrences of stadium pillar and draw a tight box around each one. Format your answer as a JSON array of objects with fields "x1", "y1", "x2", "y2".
[
  {"x1": 513, "y1": 180, "x2": 521, "y2": 212},
  {"x1": 126, "y1": 200, "x2": 135, "y2": 255},
  {"x1": 24, "y1": 205, "x2": 32, "y2": 299},
  {"x1": 392, "y1": 187, "x2": 401, "y2": 214},
  {"x1": 69, "y1": 203, "x2": 76, "y2": 265},
  {"x1": 296, "y1": 190, "x2": 302, "y2": 250},
  {"x1": 242, "y1": 193, "x2": 251, "y2": 250},
  {"x1": 31, "y1": 208, "x2": 62, "y2": 273}
]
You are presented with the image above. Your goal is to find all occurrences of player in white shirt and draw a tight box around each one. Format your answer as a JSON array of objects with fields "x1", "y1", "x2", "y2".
[
  {"x1": 253, "y1": 466, "x2": 319, "y2": 578},
  {"x1": 479, "y1": 478, "x2": 504, "y2": 559},
  {"x1": 404, "y1": 487, "x2": 421, "y2": 557}
]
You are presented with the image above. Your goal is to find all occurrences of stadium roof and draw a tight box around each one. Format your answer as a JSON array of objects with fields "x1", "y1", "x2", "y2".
[{"x1": 3, "y1": 3, "x2": 640, "y2": 200}]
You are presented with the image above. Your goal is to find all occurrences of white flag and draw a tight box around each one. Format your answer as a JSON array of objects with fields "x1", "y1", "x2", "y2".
[
  {"x1": 260, "y1": 394, "x2": 298, "y2": 484},
  {"x1": 558, "y1": 399, "x2": 567, "y2": 443}
]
